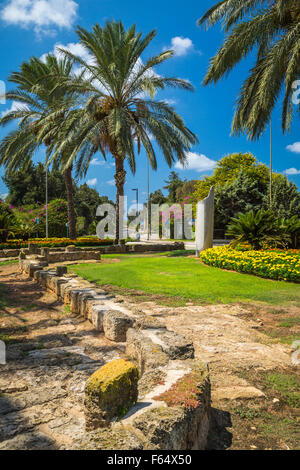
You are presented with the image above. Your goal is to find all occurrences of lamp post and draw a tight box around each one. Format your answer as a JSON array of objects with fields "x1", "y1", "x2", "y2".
[
  {"x1": 147, "y1": 159, "x2": 150, "y2": 240},
  {"x1": 132, "y1": 188, "x2": 138, "y2": 218},
  {"x1": 270, "y1": 117, "x2": 273, "y2": 208},
  {"x1": 45, "y1": 168, "x2": 49, "y2": 238}
]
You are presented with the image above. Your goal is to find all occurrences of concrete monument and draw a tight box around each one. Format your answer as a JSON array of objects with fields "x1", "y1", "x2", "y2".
[{"x1": 195, "y1": 186, "x2": 215, "y2": 256}]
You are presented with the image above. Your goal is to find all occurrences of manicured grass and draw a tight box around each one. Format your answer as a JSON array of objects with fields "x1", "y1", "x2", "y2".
[{"x1": 70, "y1": 252, "x2": 300, "y2": 306}]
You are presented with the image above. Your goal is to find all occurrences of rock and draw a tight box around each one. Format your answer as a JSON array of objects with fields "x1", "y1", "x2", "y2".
[
  {"x1": 56, "y1": 266, "x2": 68, "y2": 276},
  {"x1": 102, "y1": 310, "x2": 133, "y2": 342},
  {"x1": 147, "y1": 329, "x2": 194, "y2": 360},
  {"x1": 126, "y1": 328, "x2": 169, "y2": 375},
  {"x1": 72, "y1": 426, "x2": 143, "y2": 450},
  {"x1": 84, "y1": 359, "x2": 139, "y2": 430},
  {"x1": 0, "y1": 431, "x2": 57, "y2": 450},
  {"x1": 212, "y1": 386, "x2": 265, "y2": 401},
  {"x1": 90, "y1": 305, "x2": 109, "y2": 331}
]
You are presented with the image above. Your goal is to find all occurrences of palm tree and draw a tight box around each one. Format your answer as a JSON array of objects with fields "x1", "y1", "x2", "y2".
[
  {"x1": 48, "y1": 21, "x2": 198, "y2": 242},
  {"x1": 198, "y1": 0, "x2": 300, "y2": 139},
  {"x1": 0, "y1": 55, "x2": 80, "y2": 238}
]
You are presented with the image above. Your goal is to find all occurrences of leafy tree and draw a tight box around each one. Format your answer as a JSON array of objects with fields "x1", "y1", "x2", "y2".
[
  {"x1": 193, "y1": 153, "x2": 269, "y2": 202},
  {"x1": 34, "y1": 199, "x2": 68, "y2": 238},
  {"x1": 0, "y1": 55, "x2": 80, "y2": 238},
  {"x1": 48, "y1": 21, "x2": 197, "y2": 242},
  {"x1": 176, "y1": 179, "x2": 197, "y2": 202},
  {"x1": 215, "y1": 170, "x2": 265, "y2": 228},
  {"x1": 149, "y1": 189, "x2": 166, "y2": 206},
  {"x1": 263, "y1": 174, "x2": 300, "y2": 218},
  {"x1": 198, "y1": 1, "x2": 300, "y2": 139},
  {"x1": 163, "y1": 171, "x2": 184, "y2": 203},
  {"x1": 74, "y1": 183, "x2": 113, "y2": 233},
  {"x1": 3, "y1": 162, "x2": 67, "y2": 206}
]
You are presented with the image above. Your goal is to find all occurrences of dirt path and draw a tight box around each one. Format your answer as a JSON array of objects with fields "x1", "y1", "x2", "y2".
[
  {"x1": 0, "y1": 264, "x2": 123, "y2": 450},
  {"x1": 0, "y1": 264, "x2": 299, "y2": 450}
]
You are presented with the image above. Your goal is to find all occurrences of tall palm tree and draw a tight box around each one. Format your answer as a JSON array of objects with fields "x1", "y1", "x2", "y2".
[
  {"x1": 0, "y1": 55, "x2": 80, "y2": 238},
  {"x1": 48, "y1": 21, "x2": 198, "y2": 242},
  {"x1": 198, "y1": 0, "x2": 300, "y2": 139}
]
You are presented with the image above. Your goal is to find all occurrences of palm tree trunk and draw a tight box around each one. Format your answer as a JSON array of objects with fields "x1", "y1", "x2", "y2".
[
  {"x1": 114, "y1": 156, "x2": 126, "y2": 244},
  {"x1": 64, "y1": 166, "x2": 77, "y2": 239}
]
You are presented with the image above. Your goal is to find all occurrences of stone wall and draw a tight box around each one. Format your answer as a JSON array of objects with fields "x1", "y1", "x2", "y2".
[
  {"x1": 20, "y1": 256, "x2": 211, "y2": 450},
  {"x1": 1, "y1": 241, "x2": 184, "y2": 259}
]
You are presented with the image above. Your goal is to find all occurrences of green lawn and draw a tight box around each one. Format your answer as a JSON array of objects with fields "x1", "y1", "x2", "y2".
[{"x1": 70, "y1": 252, "x2": 300, "y2": 306}]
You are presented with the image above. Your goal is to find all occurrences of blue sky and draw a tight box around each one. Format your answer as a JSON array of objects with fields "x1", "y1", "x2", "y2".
[{"x1": 0, "y1": 0, "x2": 299, "y2": 209}]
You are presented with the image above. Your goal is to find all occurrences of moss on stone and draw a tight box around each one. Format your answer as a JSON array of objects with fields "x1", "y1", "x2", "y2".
[{"x1": 85, "y1": 359, "x2": 139, "y2": 429}]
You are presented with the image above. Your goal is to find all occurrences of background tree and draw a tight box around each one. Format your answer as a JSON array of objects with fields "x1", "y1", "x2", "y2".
[
  {"x1": 163, "y1": 171, "x2": 184, "y2": 203},
  {"x1": 198, "y1": 0, "x2": 300, "y2": 138},
  {"x1": 193, "y1": 153, "x2": 269, "y2": 202},
  {"x1": 263, "y1": 174, "x2": 300, "y2": 218},
  {"x1": 215, "y1": 170, "x2": 265, "y2": 229},
  {"x1": 3, "y1": 162, "x2": 67, "y2": 206},
  {"x1": 0, "y1": 55, "x2": 80, "y2": 238}
]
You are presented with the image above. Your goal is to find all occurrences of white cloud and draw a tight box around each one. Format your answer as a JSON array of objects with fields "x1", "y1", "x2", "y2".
[
  {"x1": 286, "y1": 142, "x2": 300, "y2": 154},
  {"x1": 107, "y1": 179, "x2": 115, "y2": 186},
  {"x1": 87, "y1": 178, "x2": 97, "y2": 187},
  {"x1": 175, "y1": 152, "x2": 216, "y2": 173},
  {"x1": 1, "y1": 0, "x2": 78, "y2": 34},
  {"x1": 284, "y1": 168, "x2": 300, "y2": 175},
  {"x1": 41, "y1": 41, "x2": 93, "y2": 65},
  {"x1": 90, "y1": 158, "x2": 105, "y2": 166},
  {"x1": 164, "y1": 36, "x2": 200, "y2": 57},
  {"x1": 0, "y1": 193, "x2": 8, "y2": 201},
  {"x1": 1, "y1": 100, "x2": 29, "y2": 117}
]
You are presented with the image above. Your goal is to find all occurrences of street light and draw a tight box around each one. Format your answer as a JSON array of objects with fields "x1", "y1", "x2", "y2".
[
  {"x1": 45, "y1": 167, "x2": 49, "y2": 238},
  {"x1": 132, "y1": 188, "x2": 138, "y2": 218},
  {"x1": 270, "y1": 116, "x2": 273, "y2": 208}
]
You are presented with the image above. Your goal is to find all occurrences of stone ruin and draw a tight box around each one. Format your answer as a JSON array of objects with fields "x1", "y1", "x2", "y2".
[{"x1": 19, "y1": 253, "x2": 211, "y2": 450}]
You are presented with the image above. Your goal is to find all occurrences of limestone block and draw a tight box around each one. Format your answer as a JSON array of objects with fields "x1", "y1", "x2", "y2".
[
  {"x1": 132, "y1": 364, "x2": 211, "y2": 450},
  {"x1": 103, "y1": 310, "x2": 133, "y2": 342},
  {"x1": 84, "y1": 359, "x2": 139, "y2": 430},
  {"x1": 90, "y1": 305, "x2": 109, "y2": 331},
  {"x1": 150, "y1": 329, "x2": 194, "y2": 360},
  {"x1": 126, "y1": 328, "x2": 169, "y2": 375}
]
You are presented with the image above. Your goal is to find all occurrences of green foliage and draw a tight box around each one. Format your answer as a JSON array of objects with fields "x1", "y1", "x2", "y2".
[
  {"x1": 199, "y1": 0, "x2": 300, "y2": 138},
  {"x1": 215, "y1": 171, "x2": 266, "y2": 228},
  {"x1": 3, "y1": 162, "x2": 67, "y2": 206},
  {"x1": 34, "y1": 199, "x2": 68, "y2": 238},
  {"x1": 163, "y1": 171, "x2": 184, "y2": 203},
  {"x1": 226, "y1": 209, "x2": 284, "y2": 250},
  {"x1": 0, "y1": 213, "x2": 19, "y2": 242},
  {"x1": 263, "y1": 174, "x2": 300, "y2": 219},
  {"x1": 226, "y1": 209, "x2": 300, "y2": 249}
]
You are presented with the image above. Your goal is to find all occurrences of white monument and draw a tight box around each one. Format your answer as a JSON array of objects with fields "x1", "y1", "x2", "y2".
[{"x1": 195, "y1": 186, "x2": 215, "y2": 256}]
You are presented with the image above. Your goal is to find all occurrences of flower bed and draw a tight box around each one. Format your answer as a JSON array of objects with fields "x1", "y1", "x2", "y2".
[
  {"x1": 0, "y1": 237, "x2": 114, "y2": 250},
  {"x1": 200, "y1": 246, "x2": 300, "y2": 283}
]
